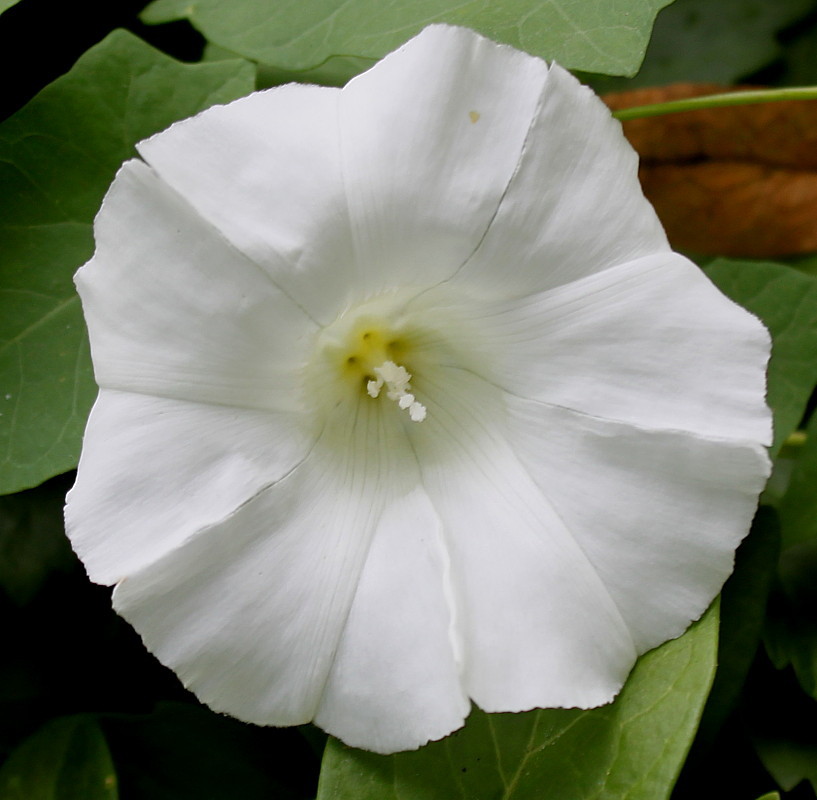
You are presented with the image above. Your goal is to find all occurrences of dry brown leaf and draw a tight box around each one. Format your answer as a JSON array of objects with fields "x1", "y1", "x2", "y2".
[{"x1": 604, "y1": 84, "x2": 817, "y2": 257}]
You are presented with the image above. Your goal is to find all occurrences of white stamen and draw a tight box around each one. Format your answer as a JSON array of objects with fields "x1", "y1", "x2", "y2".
[
  {"x1": 408, "y1": 402, "x2": 427, "y2": 422},
  {"x1": 369, "y1": 360, "x2": 427, "y2": 422},
  {"x1": 367, "y1": 377, "x2": 383, "y2": 398}
]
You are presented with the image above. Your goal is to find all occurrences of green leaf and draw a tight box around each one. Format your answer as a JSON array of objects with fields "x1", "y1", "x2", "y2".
[
  {"x1": 140, "y1": 0, "x2": 190, "y2": 21},
  {"x1": 778, "y1": 412, "x2": 817, "y2": 551},
  {"x1": 750, "y1": 652, "x2": 817, "y2": 795},
  {"x1": 0, "y1": 0, "x2": 21, "y2": 15},
  {"x1": 705, "y1": 260, "x2": 817, "y2": 456},
  {"x1": 0, "y1": 473, "x2": 75, "y2": 604},
  {"x1": 587, "y1": 0, "x2": 813, "y2": 90},
  {"x1": 201, "y1": 40, "x2": 378, "y2": 89},
  {"x1": 788, "y1": 253, "x2": 817, "y2": 280},
  {"x1": 755, "y1": 737, "x2": 817, "y2": 794},
  {"x1": 764, "y1": 590, "x2": 817, "y2": 699},
  {"x1": 0, "y1": 31, "x2": 255, "y2": 494},
  {"x1": 318, "y1": 603, "x2": 718, "y2": 800},
  {"x1": 762, "y1": 399, "x2": 817, "y2": 699},
  {"x1": 0, "y1": 716, "x2": 117, "y2": 800},
  {"x1": 141, "y1": 0, "x2": 674, "y2": 80},
  {"x1": 697, "y1": 509, "x2": 779, "y2": 745}
]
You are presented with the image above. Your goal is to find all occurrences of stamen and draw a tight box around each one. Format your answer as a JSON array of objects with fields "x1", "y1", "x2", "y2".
[
  {"x1": 367, "y1": 360, "x2": 427, "y2": 422},
  {"x1": 366, "y1": 377, "x2": 382, "y2": 398}
]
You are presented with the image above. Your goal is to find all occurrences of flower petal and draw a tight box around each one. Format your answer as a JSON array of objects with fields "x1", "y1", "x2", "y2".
[
  {"x1": 411, "y1": 368, "x2": 638, "y2": 711},
  {"x1": 110, "y1": 399, "x2": 438, "y2": 734},
  {"x1": 434, "y1": 253, "x2": 772, "y2": 443},
  {"x1": 77, "y1": 160, "x2": 317, "y2": 412},
  {"x1": 338, "y1": 25, "x2": 548, "y2": 292},
  {"x1": 65, "y1": 389, "x2": 311, "y2": 585},
  {"x1": 505, "y1": 395, "x2": 770, "y2": 652},
  {"x1": 137, "y1": 84, "x2": 353, "y2": 324},
  {"x1": 451, "y1": 64, "x2": 669, "y2": 299},
  {"x1": 315, "y1": 487, "x2": 469, "y2": 753}
]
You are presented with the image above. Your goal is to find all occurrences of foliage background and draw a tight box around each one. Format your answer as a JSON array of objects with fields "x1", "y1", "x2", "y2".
[{"x1": 2, "y1": 0, "x2": 817, "y2": 798}]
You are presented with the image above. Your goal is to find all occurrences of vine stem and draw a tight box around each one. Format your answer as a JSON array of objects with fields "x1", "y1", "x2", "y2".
[{"x1": 611, "y1": 86, "x2": 817, "y2": 122}]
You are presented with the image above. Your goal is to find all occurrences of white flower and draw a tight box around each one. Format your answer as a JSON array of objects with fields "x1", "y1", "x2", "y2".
[{"x1": 65, "y1": 25, "x2": 772, "y2": 754}]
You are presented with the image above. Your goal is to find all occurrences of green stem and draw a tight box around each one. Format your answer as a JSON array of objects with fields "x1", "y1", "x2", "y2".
[{"x1": 612, "y1": 86, "x2": 817, "y2": 122}]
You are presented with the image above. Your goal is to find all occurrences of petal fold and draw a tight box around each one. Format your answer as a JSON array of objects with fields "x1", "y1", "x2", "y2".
[
  {"x1": 438, "y1": 253, "x2": 772, "y2": 444},
  {"x1": 137, "y1": 84, "x2": 353, "y2": 324},
  {"x1": 505, "y1": 395, "x2": 770, "y2": 652},
  {"x1": 410, "y1": 368, "x2": 638, "y2": 711},
  {"x1": 451, "y1": 64, "x2": 669, "y2": 299},
  {"x1": 77, "y1": 160, "x2": 316, "y2": 412},
  {"x1": 338, "y1": 25, "x2": 549, "y2": 294},
  {"x1": 315, "y1": 487, "x2": 469, "y2": 753},
  {"x1": 65, "y1": 389, "x2": 311, "y2": 585}
]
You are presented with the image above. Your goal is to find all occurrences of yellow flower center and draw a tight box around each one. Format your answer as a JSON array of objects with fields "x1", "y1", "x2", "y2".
[
  {"x1": 304, "y1": 288, "x2": 478, "y2": 431},
  {"x1": 305, "y1": 293, "x2": 436, "y2": 427},
  {"x1": 323, "y1": 319, "x2": 425, "y2": 422},
  {"x1": 335, "y1": 323, "x2": 426, "y2": 422}
]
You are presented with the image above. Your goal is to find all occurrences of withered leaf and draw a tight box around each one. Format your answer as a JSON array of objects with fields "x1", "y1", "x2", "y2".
[{"x1": 604, "y1": 84, "x2": 817, "y2": 257}]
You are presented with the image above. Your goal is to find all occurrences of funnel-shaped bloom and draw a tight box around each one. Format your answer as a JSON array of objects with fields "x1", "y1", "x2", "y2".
[{"x1": 66, "y1": 25, "x2": 771, "y2": 754}]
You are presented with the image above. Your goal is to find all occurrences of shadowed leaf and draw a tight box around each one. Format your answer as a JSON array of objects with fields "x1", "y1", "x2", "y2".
[
  {"x1": 592, "y1": 0, "x2": 813, "y2": 90},
  {"x1": 0, "y1": 716, "x2": 117, "y2": 800}
]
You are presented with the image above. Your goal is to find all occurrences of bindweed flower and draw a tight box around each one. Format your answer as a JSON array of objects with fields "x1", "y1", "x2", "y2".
[{"x1": 65, "y1": 25, "x2": 772, "y2": 754}]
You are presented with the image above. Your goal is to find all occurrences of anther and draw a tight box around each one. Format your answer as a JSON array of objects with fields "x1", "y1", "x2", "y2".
[{"x1": 366, "y1": 360, "x2": 427, "y2": 422}]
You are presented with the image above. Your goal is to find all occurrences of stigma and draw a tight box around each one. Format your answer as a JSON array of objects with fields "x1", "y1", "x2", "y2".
[{"x1": 366, "y1": 361, "x2": 427, "y2": 422}]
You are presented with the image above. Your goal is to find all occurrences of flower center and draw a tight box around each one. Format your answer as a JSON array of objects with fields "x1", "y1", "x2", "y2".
[
  {"x1": 340, "y1": 324, "x2": 426, "y2": 422},
  {"x1": 304, "y1": 292, "x2": 439, "y2": 428},
  {"x1": 303, "y1": 288, "x2": 493, "y2": 461}
]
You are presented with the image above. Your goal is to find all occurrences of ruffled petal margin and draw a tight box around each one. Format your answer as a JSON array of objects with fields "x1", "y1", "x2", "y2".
[
  {"x1": 505, "y1": 395, "x2": 770, "y2": 653},
  {"x1": 65, "y1": 389, "x2": 312, "y2": 585}
]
